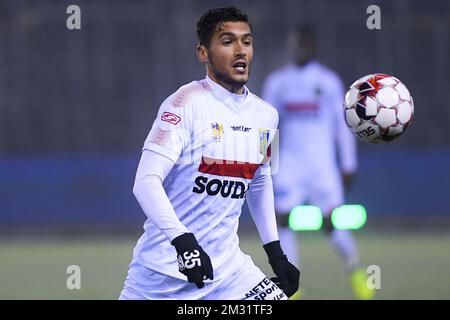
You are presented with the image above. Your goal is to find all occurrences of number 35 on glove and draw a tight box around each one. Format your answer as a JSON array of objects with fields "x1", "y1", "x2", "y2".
[{"x1": 171, "y1": 233, "x2": 214, "y2": 288}]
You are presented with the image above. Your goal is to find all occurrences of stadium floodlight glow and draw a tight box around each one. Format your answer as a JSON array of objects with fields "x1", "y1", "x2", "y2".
[
  {"x1": 331, "y1": 205, "x2": 367, "y2": 230},
  {"x1": 289, "y1": 205, "x2": 323, "y2": 231}
]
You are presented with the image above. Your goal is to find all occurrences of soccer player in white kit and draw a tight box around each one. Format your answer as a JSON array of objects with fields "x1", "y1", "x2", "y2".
[
  {"x1": 262, "y1": 25, "x2": 374, "y2": 299},
  {"x1": 119, "y1": 7, "x2": 300, "y2": 300}
]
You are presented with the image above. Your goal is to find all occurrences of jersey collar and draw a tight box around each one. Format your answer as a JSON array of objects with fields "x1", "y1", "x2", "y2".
[
  {"x1": 205, "y1": 75, "x2": 250, "y2": 114},
  {"x1": 289, "y1": 59, "x2": 319, "y2": 71}
]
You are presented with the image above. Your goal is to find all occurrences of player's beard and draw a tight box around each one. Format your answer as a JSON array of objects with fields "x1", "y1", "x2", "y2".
[{"x1": 208, "y1": 54, "x2": 249, "y2": 93}]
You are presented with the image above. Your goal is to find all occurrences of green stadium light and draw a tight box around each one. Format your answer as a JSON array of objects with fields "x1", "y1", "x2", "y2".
[
  {"x1": 289, "y1": 205, "x2": 323, "y2": 231},
  {"x1": 331, "y1": 205, "x2": 367, "y2": 230}
]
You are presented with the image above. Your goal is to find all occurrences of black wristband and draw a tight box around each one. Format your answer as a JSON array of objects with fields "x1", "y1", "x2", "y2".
[{"x1": 263, "y1": 240, "x2": 286, "y2": 260}]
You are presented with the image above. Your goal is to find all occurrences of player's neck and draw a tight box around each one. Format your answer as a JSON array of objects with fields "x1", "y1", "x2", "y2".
[
  {"x1": 295, "y1": 58, "x2": 315, "y2": 67},
  {"x1": 207, "y1": 73, "x2": 245, "y2": 95}
]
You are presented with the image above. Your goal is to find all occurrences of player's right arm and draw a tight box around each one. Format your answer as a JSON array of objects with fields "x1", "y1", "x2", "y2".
[
  {"x1": 132, "y1": 150, "x2": 188, "y2": 241},
  {"x1": 133, "y1": 94, "x2": 213, "y2": 288}
]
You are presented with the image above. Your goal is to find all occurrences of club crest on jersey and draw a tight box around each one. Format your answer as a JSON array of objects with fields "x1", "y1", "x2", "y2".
[
  {"x1": 258, "y1": 129, "x2": 270, "y2": 156},
  {"x1": 211, "y1": 122, "x2": 224, "y2": 142}
]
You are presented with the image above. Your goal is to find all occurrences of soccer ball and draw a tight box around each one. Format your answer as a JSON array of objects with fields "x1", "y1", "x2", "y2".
[{"x1": 344, "y1": 73, "x2": 414, "y2": 143}]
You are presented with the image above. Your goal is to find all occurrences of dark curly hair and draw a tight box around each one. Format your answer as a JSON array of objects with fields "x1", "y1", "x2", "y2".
[{"x1": 196, "y1": 7, "x2": 251, "y2": 48}]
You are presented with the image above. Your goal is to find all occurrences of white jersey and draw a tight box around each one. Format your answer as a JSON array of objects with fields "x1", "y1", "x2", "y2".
[
  {"x1": 132, "y1": 76, "x2": 278, "y2": 281},
  {"x1": 262, "y1": 61, "x2": 356, "y2": 175},
  {"x1": 262, "y1": 61, "x2": 357, "y2": 213}
]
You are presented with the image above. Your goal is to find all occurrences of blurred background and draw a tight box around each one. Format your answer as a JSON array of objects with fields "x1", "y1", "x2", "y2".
[{"x1": 0, "y1": 0, "x2": 449, "y2": 299}]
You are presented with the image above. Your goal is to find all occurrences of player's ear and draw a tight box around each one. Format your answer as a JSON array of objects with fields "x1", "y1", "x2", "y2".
[{"x1": 197, "y1": 44, "x2": 208, "y2": 64}]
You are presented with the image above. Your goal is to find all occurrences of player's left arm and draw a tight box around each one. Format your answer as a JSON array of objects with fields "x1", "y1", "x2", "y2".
[
  {"x1": 329, "y1": 74, "x2": 358, "y2": 189},
  {"x1": 247, "y1": 164, "x2": 300, "y2": 298},
  {"x1": 246, "y1": 163, "x2": 278, "y2": 244},
  {"x1": 246, "y1": 109, "x2": 300, "y2": 297},
  {"x1": 246, "y1": 111, "x2": 280, "y2": 247}
]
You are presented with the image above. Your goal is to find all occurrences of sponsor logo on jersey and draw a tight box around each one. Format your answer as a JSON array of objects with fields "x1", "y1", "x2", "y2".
[
  {"x1": 192, "y1": 156, "x2": 260, "y2": 198},
  {"x1": 161, "y1": 112, "x2": 181, "y2": 125},
  {"x1": 230, "y1": 125, "x2": 251, "y2": 132},
  {"x1": 192, "y1": 176, "x2": 249, "y2": 198},
  {"x1": 244, "y1": 277, "x2": 286, "y2": 300},
  {"x1": 285, "y1": 102, "x2": 319, "y2": 111},
  {"x1": 285, "y1": 102, "x2": 320, "y2": 117},
  {"x1": 211, "y1": 122, "x2": 224, "y2": 142}
]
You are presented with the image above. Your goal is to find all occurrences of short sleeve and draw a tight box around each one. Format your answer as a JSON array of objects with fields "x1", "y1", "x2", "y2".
[{"x1": 142, "y1": 97, "x2": 193, "y2": 163}]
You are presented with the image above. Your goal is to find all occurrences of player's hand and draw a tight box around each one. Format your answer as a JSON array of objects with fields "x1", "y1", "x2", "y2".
[
  {"x1": 263, "y1": 240, "x2": 300, "y2": 298},
  {"x1": 171, "y1": 233, "x2": 213, "y2": 288}
]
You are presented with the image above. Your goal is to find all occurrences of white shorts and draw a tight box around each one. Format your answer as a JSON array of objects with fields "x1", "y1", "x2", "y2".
[
  {"x1": 273, "y1": 158, "x2": 343, "y2": 215},
  {"x1": 119, "y1": 255, "x2": 287, "y2": 300}
]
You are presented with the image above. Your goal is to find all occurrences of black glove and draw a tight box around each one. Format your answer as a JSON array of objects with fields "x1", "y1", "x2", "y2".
[
  {"x1": 171, "y1": 233, "x2": 213, "y2": 288},
  {"x1": 263, "y1": 240, "x2": 300, "y2": 298}
]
